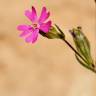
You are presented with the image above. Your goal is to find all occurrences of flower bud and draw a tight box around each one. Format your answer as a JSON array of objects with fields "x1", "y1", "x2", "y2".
[{"x1": 69, "y1": 27, "x2": 94, "y2": 68}]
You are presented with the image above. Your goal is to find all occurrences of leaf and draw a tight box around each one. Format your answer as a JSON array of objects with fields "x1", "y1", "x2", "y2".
[
  {"x1": 75, "y1": 54, "x2": 91, "y2": 70},
  {"x1": 76, "y1": 54, "x2": 96, "y2": 73}
]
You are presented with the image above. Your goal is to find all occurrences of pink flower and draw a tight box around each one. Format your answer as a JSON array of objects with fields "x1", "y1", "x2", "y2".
[{"x1": 17, "y1": 6, "x2": 52, "y2": 43}]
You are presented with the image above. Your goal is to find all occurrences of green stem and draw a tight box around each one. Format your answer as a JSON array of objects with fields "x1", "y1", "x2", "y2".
[
  {"x1": 61, "y1": 38, "x2": 88, "y2": 64},
  {"x1": 55, "y1": 24, "x2": 96, "y2": 73},
  {"x1": 62, "y1": 38, "x2": 96, "y2": 73}
]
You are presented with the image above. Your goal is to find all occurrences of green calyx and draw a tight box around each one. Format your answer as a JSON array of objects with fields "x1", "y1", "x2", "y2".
[{"x1": 39, "y1": 25, "x2": 65, "y2": 39}]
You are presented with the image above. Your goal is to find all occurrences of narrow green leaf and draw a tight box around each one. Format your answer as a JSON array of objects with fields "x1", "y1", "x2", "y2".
[
  {"x1": 76, "y1": 54, "x2": 96, "y2": 73},
  {"x1": 75, "y1": 54, "x2": 91, "y2": 69}
]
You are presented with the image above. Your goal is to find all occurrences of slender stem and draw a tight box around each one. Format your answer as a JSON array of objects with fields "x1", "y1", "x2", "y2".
[
  {"x1": 55, "y1": 24, "x2": 96, "y2": 73},
  {"x1": 55, "y1": 24, "x2": 87, "y2": 64},
  {"x1": 61, "y1": 38, "x2": 88, "y2": 64},
  {"x1": 62, "y1": 38, "x2": 96, "y2": 73}
]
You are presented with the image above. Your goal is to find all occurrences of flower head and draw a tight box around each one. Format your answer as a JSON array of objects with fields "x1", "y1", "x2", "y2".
[{"x1": 17, "y1": 6, "x2": 52, "y2": 43}]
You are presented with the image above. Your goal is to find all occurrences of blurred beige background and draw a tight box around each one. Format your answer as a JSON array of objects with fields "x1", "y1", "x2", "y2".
[{"x1": 0, "y1": 0, "x2": 96, "y2": 96}]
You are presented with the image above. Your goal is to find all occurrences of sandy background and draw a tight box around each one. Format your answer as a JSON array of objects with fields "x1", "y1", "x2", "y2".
[{"x1": 0, "y1": 0, "x2": 96, "y2": 96}]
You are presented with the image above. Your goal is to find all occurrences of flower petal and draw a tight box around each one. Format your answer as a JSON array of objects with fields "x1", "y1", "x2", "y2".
[
  {"x1": 25, "y1": 28, "x2": 39, "y2": 43},
  {"x1": 39, "y1": 7, "x2": 50, "y2": 23},
  {"x1": 17, "y1": 25, "x2": 33, "y2": 37},
  {"x1": 17, "y1": 25, "x2": 29, "y2": 31},
  {"x1": 25, "y1": 6, "x2": 37, "y2": 22},
  {"x1": 39, "y1": 21, "x2": 52, "y2": 33}
]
